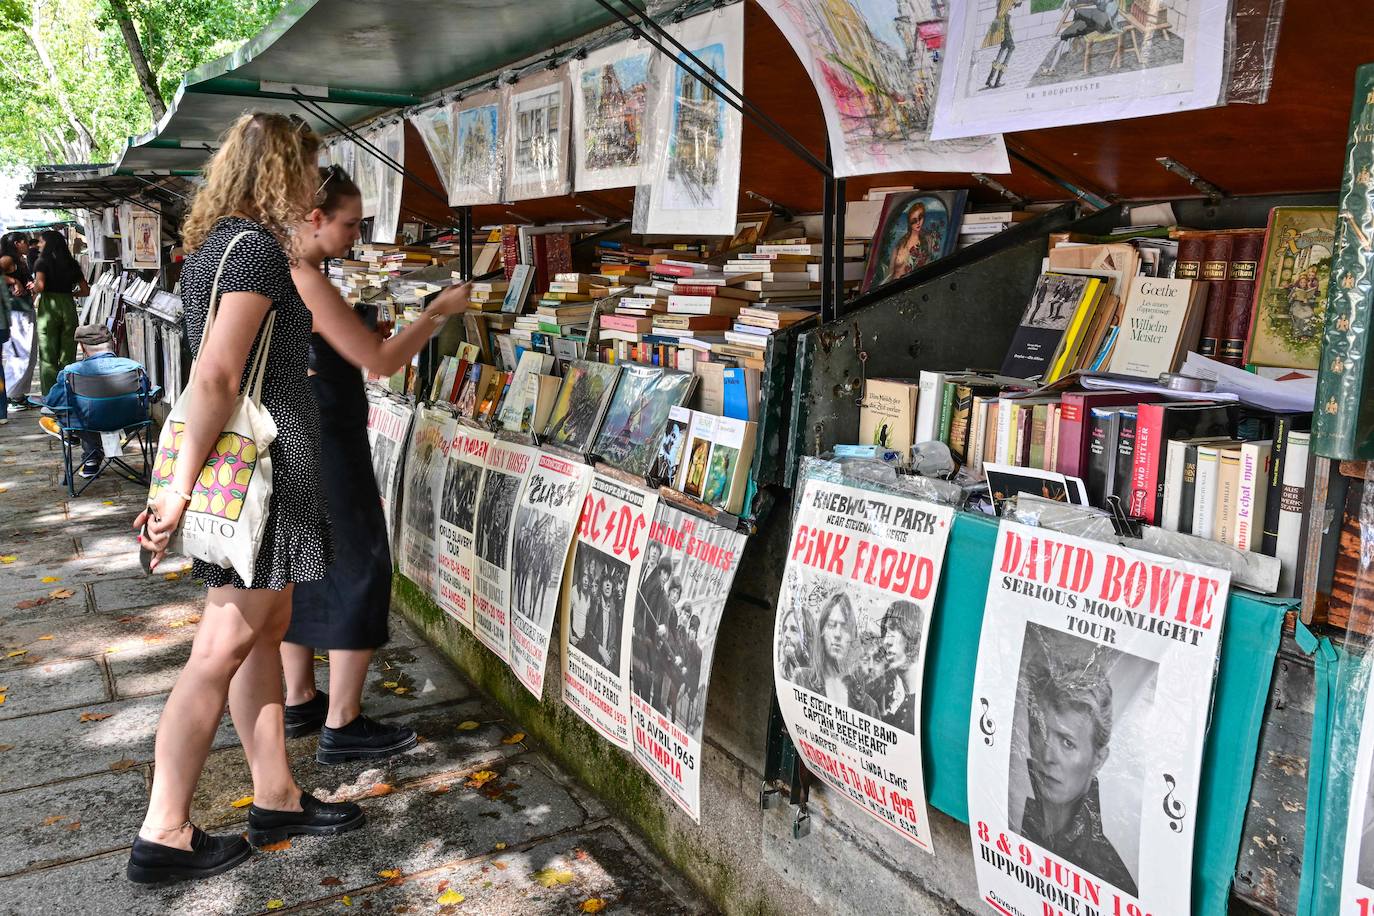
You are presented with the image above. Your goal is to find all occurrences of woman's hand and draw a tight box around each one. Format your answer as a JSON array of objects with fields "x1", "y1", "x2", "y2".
[
  {"x1": 429, "y1": 282, "x2": 472, "y2": 317},
  {"x1": 134, "y1": 490, "x2": 187, "y2": 571}
]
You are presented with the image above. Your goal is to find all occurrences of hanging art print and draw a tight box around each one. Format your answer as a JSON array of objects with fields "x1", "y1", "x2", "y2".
[
  {"x1": 755, "y1": 0, "x2": 1008, "y2": 178},
  {"x1": 861, "y1": 190, "x2": 968, "y2": 292},
  {"x1": 472, "y1": 439, "x2": 538, "y2": 662},
  {"x1": 435, "y1": 423, "x2": 490, "y2": 631},
  {"x1": 572, "y1": 40, "x2": 654, "y2": 192},
  {"x1": 932, "y1": 0, "x2": 1229, "y2": 139},
  {"x1": 410, "y1": 103, "x2": 458, "y2": 199},
  {"x1": 506, "y1": 69, "x2": 572, "y2": 201},
  {"x1": 637, "y1": 4, "x2": 744, "y2": 236},
  {"x1": 370, "y1": 120, "x2": 405, "y2": 245},
  {"x1": 968, "y1": 521, "x2": 1231, "y2": 916},
  {"x1": 450, "y1": 89, "x2": 505, "y2": 206}
]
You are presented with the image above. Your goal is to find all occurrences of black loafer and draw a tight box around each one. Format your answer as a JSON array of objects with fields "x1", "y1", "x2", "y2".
[
  {"x1": 247, "y1": 791, "x2": 365, "y2": 847},
  {"x1": 284, "y1": 690, "x2": 329, "y2": 738},
  {"x1": 126, "y1": 826, "x2": 252, "y2": 884},
  {"x1": 316, "y1": 715, "x2": 418, "y2": 765}
]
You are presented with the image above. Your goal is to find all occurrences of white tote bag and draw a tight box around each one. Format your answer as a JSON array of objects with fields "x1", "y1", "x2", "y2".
[{"x1": 147, "y1": 231, "x2": 278, "y2": 586}]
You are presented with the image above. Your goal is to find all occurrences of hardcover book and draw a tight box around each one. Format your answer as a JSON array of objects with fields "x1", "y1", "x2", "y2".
[
  {"x1": 1218, "y1": 230, "x2": 1266, "y2": 366},
  {"x1": 1196, "y1": 232, "x2": 1233, "y2": 357},
  {"x1": 592, "y1": 365, "x2": 695, "y2": 477},
  {"x1": 542, "y1": 360, "x2": 623, "y2": 456},
  {"x1": 1108, "y1": 276, "x2": 1208, "y2": 379},
  {"x1": 1129, "y1": 402, "x2": 1238, "y2": 524},
  {"x1": 1274, "y1": 430, "x2": 1312, "y2": 596},
  {"x1": 1245, "y1": 206, "x2": 1337, "y2": 369},
  {"x1": 700, "y1": 417, "x2": 756, "y2": 515},
  {"x1": 860, "y1": 378, "x2": 919, "y2": 456}
]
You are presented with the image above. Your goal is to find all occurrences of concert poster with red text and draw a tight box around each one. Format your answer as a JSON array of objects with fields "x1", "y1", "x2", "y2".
[
  {"x1": 434, "y1": 423, "x2": 489, "y2": 631},
  {"x1": 561, "y1": 472, "x2": 658, "y2": 749},
  {"x1": 968, "y1": 521, "x2": 1230, "y2": 916},
  {"x1": 773, "y1": 477, "x2": 954, "y2": 853},
  {"x1": 471, "y1": 438, "x2": 537, "y2": 662}
]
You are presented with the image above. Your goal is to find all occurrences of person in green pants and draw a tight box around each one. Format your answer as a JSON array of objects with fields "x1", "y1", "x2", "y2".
[{"x1": 32, "y1": 229, "x2": 88, "y2": 397}]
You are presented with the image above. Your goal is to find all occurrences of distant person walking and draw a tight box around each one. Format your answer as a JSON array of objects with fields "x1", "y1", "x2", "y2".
[
  {"x1": 1, "y1": 235, "x2": 38, "y2": 409},
  {"x1": 32, "y1": 229, "x2": 88, "y2": 395}
]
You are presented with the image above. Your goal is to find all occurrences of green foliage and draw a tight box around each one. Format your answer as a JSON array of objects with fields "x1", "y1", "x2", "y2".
[{"x1": 0, "y1": 0, "x2": 285, "y2": 168}]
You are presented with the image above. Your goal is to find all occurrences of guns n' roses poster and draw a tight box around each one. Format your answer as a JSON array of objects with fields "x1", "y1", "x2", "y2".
[
  {"x1": 509, "y1": 452, "x2": 592, "y2": 699},
  {"x1": 561, "y1": 473, "x2": 658, "y2": 749},
  {"x1": 773, "y1": 477, "x2": 954, "y2": 851},
  {"x1": 398, "y1": 408, "x2": 448, "y2": 595},
  {"x1": 968, "y1": 522, "x2": 1229, "y2": 916},
  {"x1": 630, "y1": 503, "x2": 746, "y2": 822},
  {"x1": 471, "y1": 439, "x2": 537, "y2": 662},
  {"x1": 435, "y1": 424, "x2": 489, "y2": 630}
]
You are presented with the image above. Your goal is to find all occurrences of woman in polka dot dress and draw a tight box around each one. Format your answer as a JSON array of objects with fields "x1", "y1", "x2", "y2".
[{"x1": 129, "y1": 113, "x2": 364, "y2": 885}]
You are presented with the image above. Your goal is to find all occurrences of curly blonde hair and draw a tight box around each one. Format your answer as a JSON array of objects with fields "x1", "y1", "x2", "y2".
[{"x1": 181, "y1": 112, "x2": 322, "y2": 253}]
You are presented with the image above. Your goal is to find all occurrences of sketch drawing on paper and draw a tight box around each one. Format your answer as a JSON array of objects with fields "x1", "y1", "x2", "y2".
[
  {"x1": 514, "y1": 85, "x2": 564, "y2": 186},
  {"x1": 664, "y1": 44, "x2": 727, "y2": 210},
  {"x1": 582, "y1": 54, "x2": 650, "y2": 172},
  {"x1": 454, "y1": 103, "x2": 501, "y2": 199}
]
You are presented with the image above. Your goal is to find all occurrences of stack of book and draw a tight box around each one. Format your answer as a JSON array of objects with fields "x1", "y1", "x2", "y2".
[{"x1": 957, "y1": 209, "x2": 1034, "y2": 249}]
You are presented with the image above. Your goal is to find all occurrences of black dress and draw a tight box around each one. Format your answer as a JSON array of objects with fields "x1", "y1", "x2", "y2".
[
  {"x1": 286, "y1": 326, "x2": 392, "y2": 650},
  {"x1": 180, "y1": 217, "x2": 333, "y2": 591}
]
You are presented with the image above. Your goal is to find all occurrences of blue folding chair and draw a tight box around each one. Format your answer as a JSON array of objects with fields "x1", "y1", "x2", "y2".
[{"x1": 54, "y1": 367, "x2": 160, "y2": 496}]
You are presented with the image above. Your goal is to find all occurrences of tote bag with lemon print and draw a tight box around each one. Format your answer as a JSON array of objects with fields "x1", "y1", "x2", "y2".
[{"x1": 147, "y1": 231, "x2": 278, "y2": 586}]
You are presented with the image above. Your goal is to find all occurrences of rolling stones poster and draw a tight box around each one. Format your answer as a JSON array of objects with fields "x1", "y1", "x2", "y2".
[
  {"x1": 561, "y1": 473, "x2": 659, "y2": 749},
  {"x1": 435, "y1": 423, "x2": 490, "y2": 631},
  {"x1": 968, "y1": 521, "x2": 1230, "y2": 916},
  {"x1": 365, "y1": 393, "x2": 414, "y2": 548},
  {"x1": 398, "y1": 407, "x2": 448, "y2": 594},
  {"x1": 571, "y1": 39, "x2": 654, "y2": 192},
  {"x1": 509, "y1": 452, "x2": 593, "y2": 699},
  {"x1": 471, "y1": 439, "x2": 538, "y2": 662},
  {"x1": 773, "y1": 476, "x2": 954, "y2": 852},
  {"x1": 630, "y1": 503, "x2": 746, "y2": 822}
]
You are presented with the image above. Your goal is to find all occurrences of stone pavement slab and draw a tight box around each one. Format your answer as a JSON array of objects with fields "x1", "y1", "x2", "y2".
[
  {"x1": 91, "y1": 573, "x2": 206, "y2": 613},
  {"x1": 0, "y1": 656, "x2": 109, "y2": 720},
  {"x1": 0, "y1": 601, "x2": 202, "y2": 675},
  {"x1": 0, "y1": 769, "x2": 148, "y2": 877}
]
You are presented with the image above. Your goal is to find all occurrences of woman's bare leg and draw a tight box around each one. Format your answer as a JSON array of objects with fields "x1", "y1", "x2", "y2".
[
  {"x1": 324, "y1": 649, "x2": 374, "y2": 728},
  {"x1": 229, "y1": 584, "x2": 302, "y2": 813},
  {"x1": 280, "y1": 641, "x2": 318, "y2": 707}
]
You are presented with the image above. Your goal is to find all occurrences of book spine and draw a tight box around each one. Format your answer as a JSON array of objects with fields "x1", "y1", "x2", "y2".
[
  {"x1": 500, "y1": 224, "x2": 519, "y2": 280},
  {"x1": 1161, "y1": 439, "x2": 1190, "y2": 532},
  {"x1": 1313, "y1": 63, "x2": 1374, "y2": 459},
  {"x1": 1086, "y1": 410, "x2": 1115, "y2": 507},
  {"x1": 938, "y1": 382, "x2": 956, "y2": 445},
  {"x1": 1260, "y1": 416, "x2": 1291, "y2": 555},
  {"x1": 1218, "y1": 230, "x2": 1265, "y2": 366},
  {"x1": 1214, "y1": 448, "x2": 1242, "y2": 545},
  {"x1": 950, "y1": 385, "x2": 974, "y2": 465},
  {"x1": 995, "y1": 397, "x2": 1014, "y2": 465},
  {"x1": 1192, "y1": 448, "x2": 1220, "y2": 539},
  {"x1": 1046, "y1": 404, "x2": 1061, "y2": 472},
  {"x1": 1056, "y1": 396, "x2": 1086, "y2": 477},
  {"x1": 1196, "y1": 233, "x2": 1234, "y2": 357},
  {"x1": 1175, "y1": 234, "x2": 1205, "y2": 280},
  {"x1": 1029, "y1": 405, "x2": 1047, "y2": 470},
  {"x1": 1275, "y1": 431, "x2": 1311, "y2": 596},
  {"x1": 1017, "y1": 406, "x2": 1034, "y2": 466},
  {"x1": 970, "y1": 399, "x2": 988, "y2": 477},
  {"x1": 1234, "y1": 441, "x2": 1271, "y2": 552},
  {"x1": 1178, "y1": 444, "x2": 1199, "y2": 535},
  {"x1": 1113, "y1": 411, "x2": 1138, "y2": 506},
  {"x1": 984, "y1": 403, "x2": 1000, "y2": 469},
  {"x1": 1130, "y1": 402, "x2": 1163, "y2": 522}
]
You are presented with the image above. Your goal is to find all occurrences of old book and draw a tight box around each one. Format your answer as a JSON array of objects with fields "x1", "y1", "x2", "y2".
[
  {"x1": 1233, "y1": 439, "x2": 1273, "y2": 552},
  {"x1": 1086, "y1": 407, "x2": 1123, "y2": 508},
  {"x1": 503, "y1": 263, "x2": 535, "y2": 314},
  {"x1": 722, "y1": 367, "x2": 761, "y2": 421},
  {"x1": 1174, "y1": 232, "x2": 1205, "y2": 281},
  {"x1": 666, "y1": 295, "x2": 744, "y2": 316},
  {"x1": 701, "y1": 417, "x2": 757, "y2": 516},
  {"x1": 1274, "y1": 430, "x2": 1312, "y2": 596},
  {"x1": 654, "y1": 314, "x2": 734, "y2": 331},
  {"x1": 593, "y1": 365, "x2": 695, "y2": 478},
  {"x1": 1218, "y1": 230, "x2": 1266, "y2": 366},
  {"x1": 528, "y1": 374, "x2": 563, "y2": 435},
  {"x1": 1196, "y1": 232, "x2": 1233, "y2": 357},
  {"x1": 1192, "y1": 442, "x2": 1225, "y2": 540},
  {"x1": 1245, "y1": 206, "x2": 1337, "y2": 369},
  {"x1": 676, "y1": 412, "x2": 718, "y2": 499},
  {"x1": 693, "y1": 361, "x2": 726, "y2": 415},
  {"x1": 915, "y1": 370, "x2": 946, "y2": 445},
  {"x1": 542, "y1": 360, "x2": 623, "y2": 455},
  {"x1": 497, "y1": 350, "x2": 554, "y2": 432},
  {"x1": 1113, "y1": 408, "x2": 1138, "y2": 507},
  {"x1": 983, "y1": 402, "x2": 1000, "y2": 469},
  {"x1": 1130, "y1": 401, "x2": 1238, "y2": 523},
  {"x1": 1107, "y1": 276, "x2": 1208, "y2": 378},
  {"x1": 1213, "y1": 445, "x2": 1243, "y2": 545},
  {"x1": 650, "y1": 405, "x2": 693, "y2": 484},
  {"x1": 1000, "y1": 273, "x2": 1098, "y2": 380}
]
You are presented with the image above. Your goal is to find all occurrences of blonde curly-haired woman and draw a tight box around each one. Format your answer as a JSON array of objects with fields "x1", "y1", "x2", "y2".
[{"x1": 130, "y1": 112, "x2": 362, "y2": 884}]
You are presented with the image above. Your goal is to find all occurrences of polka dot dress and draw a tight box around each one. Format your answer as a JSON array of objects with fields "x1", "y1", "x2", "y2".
[{"x1": 179, "y1": 216, "x2": 333, "y2": 591}]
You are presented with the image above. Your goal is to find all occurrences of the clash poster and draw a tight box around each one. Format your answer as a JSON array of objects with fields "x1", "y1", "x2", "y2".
[
  {"x1": 365, "y1": 392, "x2": 414, "y2": 549},
  {"x1": 630, "y1": 502, "x2": 746, "y2": 822},
  {"x1": 1339, "y1": 664, "x2": 1374, "y2": 911},
  {"x1": 398, "y1": 408, "x2": 448, "y2": 595},
  {"x1": 773, "y1": 477, "x2": 954, "y2": 852},
  {"x1": 471, "y1": 439, "x2": 538, "y2": 662},
  {"x1": 435, "y1": 423, "x2": 489, "y2": 631},
  {"x1": 509, "y1": 452, "x2": 593, "y2": 699},
  {"x1": 561, "y1": 473, "x2": 659, "y2": 749},
  {"x1": 968, "y1": 521, "x2": 1230, "y2": 916}
]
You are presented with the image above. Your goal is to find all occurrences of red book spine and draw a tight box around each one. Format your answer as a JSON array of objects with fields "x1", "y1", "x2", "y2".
[
  {"x1": 1175, "y1": 234, "x2": 1205, "y2": 280},
  {"x1": 1056, "y1": 398, "x2": 1087, "y2": 477},
  {"x1": 1197, "y1": 233, "x2": 1233, "y2": 357},
  {"x1": 500, "y1": 224, "x2": 519, "y2": 281},
  {"x1": 532, "y1": 234, "x2": 550, "y2": 294},
  {"x1": 652, "y1": 263, "x2": 699, "y2": 277},
  {"x1": 673, "y1": 284, "x2": 720, "y2": 296},
  {"x1": 1219, "y1": 230, "x2": 1266, "y2": 366},
  {"x1": 1130, "y1": 402, "x2": 1167, "y2": 523}
]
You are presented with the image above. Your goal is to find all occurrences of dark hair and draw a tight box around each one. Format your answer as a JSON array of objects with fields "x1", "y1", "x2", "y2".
[
  {"x1": 37, "y1": 229, "x2": 78, "y2": 274},
  {"x1": 0, "y1": 234, "x2": 30, "y2": 282},
  {"x1": 316, "y1": 164, "x2": 362, "y2": 215}
]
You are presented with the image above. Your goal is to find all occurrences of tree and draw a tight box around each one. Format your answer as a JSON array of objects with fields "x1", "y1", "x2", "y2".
[{"x1": 105, "y1": 0, "x2": 165, "y2": 122}]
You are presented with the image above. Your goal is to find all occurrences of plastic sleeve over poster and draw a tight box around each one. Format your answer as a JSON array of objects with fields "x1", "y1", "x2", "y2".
[
  {"x1": 508, "y1": 453, "x2": 593, "y2": 699},
  {"x1": 409, "y1": 103, "x2": 458, "y2": 199},
  {"x1": 370, "y1": 121, "x2": 404, "y2": 245},
  {"x1": 364, "y1": 393, "x2": 414, "y2": 548},
  {"x1": 931, "y1": 0, "x2": 1229, "y2": 140},
  {"x1": 630, "y1": 502, "x2": 747, "y2": 822},
  {"x1": 397, "y1": 408, "x2": 448, "y2": 595},
  {"x1": 571, "y1": 39, "x2": 656, "y2": 192},
  {"x1": 471, "y1": 439, "x2": 539, "y2": 662},
  {"x1": 634, "y1": 3, "x2": 744, "y2": 237},
  {"x1": 967, "y1": 521, "x2": 1230, "y2": 916},
  {"x1": 504, "y1": 68, "x2": 572, "y2": 202},
  {"x1": 754, "y1": 0, "x2": 1007, "y2": 178},
  {"x1": 561, "y1": 473, "x2": 659, "y2": 749},
  {"x1": 433, "y1": 423, "x2": 491, "y2": 631},
  {"x1": 773, "y1": 475, "x2": 955, "y2": 852},
  {"x1": 449, "y1": 88, "x2": 506, "y2": 207}
]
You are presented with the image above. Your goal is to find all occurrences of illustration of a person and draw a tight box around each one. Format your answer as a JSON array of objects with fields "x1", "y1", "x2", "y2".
[
  {"x1": 888, "y1": 203, "x2": 942, "y2": 282},
  {"x1": 983, "y1": 0, "x2": 1025, "y2": 90},
  {"x1": 1018, "y1": 660, "x2": 1138, "y2": 897},
  {"x1": 1287, "y1": 270, "x2": 1320, "y2": 338},
  {"x1": 864, "y1": 600, "x2": 923, "y2": 733},
  {"x1": 1042, "y1": 0, "x2": 1122, "y2": 76},
  {"x1": 683, "y1": 440, "x2": 710, "y2": 498}
]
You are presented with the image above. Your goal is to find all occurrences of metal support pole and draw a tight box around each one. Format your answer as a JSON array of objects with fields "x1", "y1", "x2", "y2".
[
  {"x1": 831, "y1": 175, "x2": 847, "y2": 316},
  {"x1": 820, "y1": 152, "x2": 835, "y2": 323}
]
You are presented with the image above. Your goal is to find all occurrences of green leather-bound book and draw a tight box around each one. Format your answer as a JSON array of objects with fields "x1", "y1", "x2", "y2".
[{"x1": 1313, "y1": 63, "x2": 1374, "y2": 458}]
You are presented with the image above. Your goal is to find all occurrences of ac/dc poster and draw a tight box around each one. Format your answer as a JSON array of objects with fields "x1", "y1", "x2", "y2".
[
  {"x1": 629, "y1": 502, "x2": 746, "y2": 822},
  {"x1": 968, "y1": 521, "x2": 1230, "y2": 916},
  {"x1": 773, "y1": 476, "x2": 954, "y2": 852},
  {"x1": 561, "y1": 473, "x2": 658, "y2": 749},
  {"x1": 509, "y1": 452, "x2": 592, "y2": 699},
  {"x1": 435, "y1": 423, "x2": 489, "y2": 631},
  {"x1": 471, "y1": 439, "x2": 538, "y2": 662}
]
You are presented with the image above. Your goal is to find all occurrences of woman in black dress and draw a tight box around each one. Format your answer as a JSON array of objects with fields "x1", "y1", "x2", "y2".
[
  {"x1": 280, "y1": 167, "x2": 470, "y2": 763},
  {"x1": 132, "y1": 113, "x2": 362, "y2": 884}
]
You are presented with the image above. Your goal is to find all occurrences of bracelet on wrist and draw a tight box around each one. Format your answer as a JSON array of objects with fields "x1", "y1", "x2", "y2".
[{"x1": 168, "y1": 488, "x2": 192, "y2": 504}]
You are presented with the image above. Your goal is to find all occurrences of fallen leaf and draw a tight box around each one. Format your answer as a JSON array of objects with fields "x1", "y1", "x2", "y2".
[
  {"x1": 102, "y1": 500, "x2": 114, "y2": 506},
  {"x1": 378, "y1": 869, "x2": 400, "y2": 879},
  {"x1": 581, "y1": 900, "x2": 607, "y2": 913},
  {"x1": 42, "y1": 815, "x2": 66, "y2": 826},
  {"x1": 0, "y1": 695, "x2": 6, "y2": 707},
  {"x1": 0, "y1": 744, "x2": 13, "y2": 752},
  {"x1": 493, "y1": 842, "x2": 506, "y2": 850},
  {"x1": 49, "y1": 588, "x2": 75, "y2": 599},
  {"x1": 258, "y1": 838, "x2": 291, "y2": 852},
  {"x1": 429, "y1": 785, "x2": 451, "y2": 796},
  {"x1": 466, "y1": 770, "x2": 498, "y2": 789},
  {"x1": 341, "y1": 896, "x2": 352, "y2": 907},
  {"x1": 436, "y1": 890, "x2": 464, "y2": 905},
  {"x1": 79, "y1": 711, "x2": 112, "y2": 722},
  {"x1": 65, "y1": 821, "x2": 81, "y2": 831},
  {"x1": 13, "y1": 600, "x2": 46, "y2": 610},
  {"x1": 163, "y1": 572, "x2": 180, "y2": 580},
  {"x1": 381, "y1": 681, "x2": 399, "y2": 689},
  {"x1": 573, "y1": 848, "x2": 590, "y2": 861},
  {"x1": 115, "y1": 615, "x2": 139, "y2": 624},
  {"x1": 393, "y1": 687, "x2": 409, "y2": 695},
  {"x1": 313, "y1": 654, "x2": 327, "y2": 662},
  {"x1": 40, "y1": 576, "x2": 59, "y2": 583},
  {"x1": 501, "y1": 733, "x2": 525, "y2": 745},
  {"x1": 531, "y1": 867, "x2": 576, "y2": 888},
  {"x1": 361, "y1": 783, "x2": 394, "y2": 798},
  {"x1": 230, "y1": 795, "x2": 254, "y2": 808},
  {"x1": 491, "y1": 861, "x2": 508, "y2": 871},
  {"x1": 0, "y1": 555, "x2": 15, "y2": 564},
  {"x1": 436, "y1": 880, "x2": 449, "y2": 893},
  {"x1": 320, "y1": 877, "x2": 343, "y2": 887},
  {"x1": 187, "y1": 614, "x2": 201, "y2": 623},
  {"x1": 266, "y1": 901, "x2": 285, "y2": 911},
  {"x1": 36, "y1": 635, "x2": 53, "y2": 641},
  {"x1": 457, "y1": 721, "x2": 480, "y2": 731},
  {"x1": 108, "y1": 758, "x2": 137, "y2": 771}
]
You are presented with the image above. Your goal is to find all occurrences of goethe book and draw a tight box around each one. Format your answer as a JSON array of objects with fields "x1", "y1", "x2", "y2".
[{"x1": 1108, "y1": 277, "x2": 1207, "y2": 378}]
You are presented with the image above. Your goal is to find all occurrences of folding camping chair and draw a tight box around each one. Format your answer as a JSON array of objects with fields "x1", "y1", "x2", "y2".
[{"x1": 54, "y1": 367, "x2": 159, "y2": 497}]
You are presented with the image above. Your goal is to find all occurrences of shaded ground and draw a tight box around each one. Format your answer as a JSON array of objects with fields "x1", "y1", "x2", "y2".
[{"x1": 0, "y1": 411, "x2": 707, "y2": 915}]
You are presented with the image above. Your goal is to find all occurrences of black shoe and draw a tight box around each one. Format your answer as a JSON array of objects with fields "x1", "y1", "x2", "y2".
[
  {"x1": 284, "y1": 690, "x2": 329, "y2": 738},
  {"x1": 247, "y1": 791, "x2": 365, "y2": 847},
  {"x1": 316, "y1": 715, "x2": 418, "y2": 765},
  {"x1": 126, "y1": 826, "x2": 252, "y2": 884}
]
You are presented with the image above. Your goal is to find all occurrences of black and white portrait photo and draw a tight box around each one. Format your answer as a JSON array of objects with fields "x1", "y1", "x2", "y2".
[
  {"x1": 441, "y1": 456, "x2": 483, "y2": 532},
  {"x1": 370, "y1": 436, "x2": 396, "y2": 495},
  {"x1": 510, "y1": 505, "x2": 573, "y2": 633},
  {"x1": 630, "y1": 543, "x2": 708, "y2": 732},
  {"x1": 1008, "y1": 623, "x2": 1158, "y2": 899},
  {"x1": 570, "y1": 543, "x2": 629, "y2": 674},
  {"x1": 474, "y1": 469, "x2": 521, "y2": 567}
]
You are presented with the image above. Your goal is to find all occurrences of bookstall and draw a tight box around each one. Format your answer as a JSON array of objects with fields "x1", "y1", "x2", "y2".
[{"x1": 44, "y1": 0, "x2": 1374, "y2": 912}]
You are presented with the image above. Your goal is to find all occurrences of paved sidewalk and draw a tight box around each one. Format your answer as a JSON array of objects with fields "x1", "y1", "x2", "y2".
[{"x1": 0, "y1": 412, "x2": 706, "y2": 915}]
